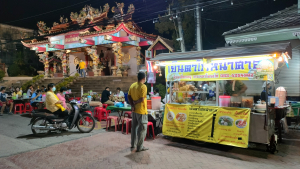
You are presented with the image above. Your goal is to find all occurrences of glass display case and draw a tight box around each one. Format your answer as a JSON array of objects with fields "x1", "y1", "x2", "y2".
[{"x1": 168, "y1": 81, "x2": 220, "y2": 106}]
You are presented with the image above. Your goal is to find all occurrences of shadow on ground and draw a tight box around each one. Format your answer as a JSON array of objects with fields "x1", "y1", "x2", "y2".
[{"x1": 16, "y1": 131, "x2": 84, "y2": 140}]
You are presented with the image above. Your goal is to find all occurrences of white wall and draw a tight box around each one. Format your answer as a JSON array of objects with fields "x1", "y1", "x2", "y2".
[
  {"x1": 69, "y1": 52, "x2": 85, "y2": 76},
  {"x1": 243, "y1": 49, "x2": 300, "y2": 96},
  {"x1": 122, "y1": 47, "x2": 138, "y2": 76}
]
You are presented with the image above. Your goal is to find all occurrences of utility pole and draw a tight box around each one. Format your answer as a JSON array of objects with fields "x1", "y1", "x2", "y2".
[
  {"x1": 195, "y1": 0, "x2": 203, "y2": 51},
  {"x1": 176, "y1": 9, "x2": 186, "y2": 52}
]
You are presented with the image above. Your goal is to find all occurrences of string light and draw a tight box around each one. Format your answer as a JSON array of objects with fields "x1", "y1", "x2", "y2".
[
  {"x1": 231, "y1": 0, "x2": 233, "y2": 5},
  {"x1": 201, "y1": 8, "x2": 204, "y2": 11}
]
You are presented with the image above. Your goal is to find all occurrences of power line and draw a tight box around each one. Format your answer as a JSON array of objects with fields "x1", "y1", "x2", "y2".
[{"x1": 4, "y1": 0, "x2": 93, "y2": 24}]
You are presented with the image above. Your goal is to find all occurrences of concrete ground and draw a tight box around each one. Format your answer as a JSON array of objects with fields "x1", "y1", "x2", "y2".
[
  {"x1": 1, "y1": 113, "x2": 300, "y2": 169},
  {"x1": 0, "y1": 130, "x2": 300, "y2": 169},
  {"x1": 0, "y1": 112, "x2": 115, "y2": 158}
]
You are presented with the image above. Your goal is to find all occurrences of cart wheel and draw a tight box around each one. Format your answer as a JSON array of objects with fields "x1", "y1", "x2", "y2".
[{"x1": 268, "y1": 141, "x2": 278, "y2": 154}]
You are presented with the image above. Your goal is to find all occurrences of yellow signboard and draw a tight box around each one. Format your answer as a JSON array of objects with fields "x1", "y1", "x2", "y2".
[
  {"x1": 163, "y1": 104, "x2": 251, "y2": 148},
  {"x1": 163, "y1": 56, "x2": 274, "y2": 81}
]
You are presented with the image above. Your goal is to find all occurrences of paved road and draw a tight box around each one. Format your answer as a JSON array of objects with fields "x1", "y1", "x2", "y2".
[
  {"x1": 1, "y1": 126, "x2": 300, "y2": 168},
  {"x1": 1, "y1": 113, "x2": 300, "y2": 168},
  {"x1": 0, "y1": 113, "x2": 107, "y2": 158}
]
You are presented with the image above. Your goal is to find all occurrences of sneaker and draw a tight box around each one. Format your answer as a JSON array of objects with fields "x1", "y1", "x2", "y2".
[
  {"x1": 137, "y1": 147, "x2": 149, "y2": 152},
  {"x1": 0, "y1": 114, "x2": 3, "y2": 116},
  {"x1": 8, "y1": 112, "x2": 13, "y2": 115}
]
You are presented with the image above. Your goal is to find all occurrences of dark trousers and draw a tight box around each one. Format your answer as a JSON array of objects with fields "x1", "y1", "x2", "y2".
[{"x1": 53, "y1": 109, "x2": 69, "y2": 118}]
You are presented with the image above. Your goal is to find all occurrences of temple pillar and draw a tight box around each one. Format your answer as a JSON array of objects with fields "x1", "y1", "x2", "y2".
[
  {"x1": 86, "y1": 46, "x2": 99, "y2": 77},
  {"x1": 44, "y1": 52, "x2": 49, "y2": 77},
  {"x1": 53, "y1": 62, "x2": 57, "y2": 73},
  {"x1": 62, "y1": 54, "x2": 67, "y2": 77}
]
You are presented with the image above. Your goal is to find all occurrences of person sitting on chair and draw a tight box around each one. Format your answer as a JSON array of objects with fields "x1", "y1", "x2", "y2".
[
  {"x1": 12, "y1": 87, "x2": 22, "y2": 98},
  {"x1": 31, "y1": 90, "x2": 43, "y2": 109},
  {"x1": 0, "y1": 87, "x2": 13, "y2": 115},
  {"x1": 101, "y1": 87, "x2": 114, "y2": 105}
]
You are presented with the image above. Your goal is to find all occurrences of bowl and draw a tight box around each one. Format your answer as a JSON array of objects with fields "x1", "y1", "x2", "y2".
[{"x1": 255, "y1": 104, "x2": 267, "y2": 110}]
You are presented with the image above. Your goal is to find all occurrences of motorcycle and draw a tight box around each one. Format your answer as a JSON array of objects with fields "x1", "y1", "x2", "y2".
[{"x1": 29, "y1": 100, "x2": 95, "y2": 136}]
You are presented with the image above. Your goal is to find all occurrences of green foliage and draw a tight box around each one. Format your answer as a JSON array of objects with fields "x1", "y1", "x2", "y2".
[
  {"x1": 8, "y1": 64, "x2": 21, "y2": 76},
  {"x1": 0, "y1": 70, "x2": 5, "y2": 81},
  {"x1": 155, "y1": 0, "x2": 195, "y2": 51},
  {"x1": 55, "y1": 75, "x2": 76, "y2": 93},
  {"x1": 75, "y1": 73, "x2": 80, "y2": 77},
  {"x1": 21, "y1": 75, "x2": 44, "y2": 91},
  {"x1": 14, "y1": 52, "x2": 25, "y2": 66}
]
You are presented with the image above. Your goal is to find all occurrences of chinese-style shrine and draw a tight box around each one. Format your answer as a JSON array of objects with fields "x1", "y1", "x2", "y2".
[{"x1": 22, "y1": 2, "x2": 167, "y2": 78}]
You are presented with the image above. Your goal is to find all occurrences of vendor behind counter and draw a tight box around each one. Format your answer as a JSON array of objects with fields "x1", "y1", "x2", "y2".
[
  {"x1": 225, "y1": 80, "x2": 248, "y2": 96},
  {"x1": 261, "y1": 81, "x2": 271, "y2": 102}
]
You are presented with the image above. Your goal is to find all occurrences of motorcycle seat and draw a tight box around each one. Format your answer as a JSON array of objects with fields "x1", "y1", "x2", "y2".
[{"x1": 32, "y1": 109, "x2": 60, "y2": 119}]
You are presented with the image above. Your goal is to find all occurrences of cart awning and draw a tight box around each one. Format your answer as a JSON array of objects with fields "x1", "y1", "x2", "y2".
[{"x1": 151, "y1": 42, "x2": 292, "y2": 61}]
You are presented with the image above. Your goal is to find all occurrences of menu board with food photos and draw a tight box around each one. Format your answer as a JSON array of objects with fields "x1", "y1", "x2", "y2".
[{"x1": 163, "y1": 104, "x2": 250, "y2": 148}]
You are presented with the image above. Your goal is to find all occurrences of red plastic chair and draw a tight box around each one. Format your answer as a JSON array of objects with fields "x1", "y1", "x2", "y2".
[
  {"x1": 69, "y1": 97, "x2": 74, "y2": 101},
  {"x1": 102, "y1": 104, "x2": 111, "y2": 114},
  {"x1": 124, "y1": 111, "x2": 132, "y2": 118},
  {"x1": 14, "y1": 104, "x2": 24, "y2": 114},
  {"x1": 93, "y1": 107, "x2": 102, "y2": 118},
  {"x1": 24, "y1": 103, "x2": 33, "y2": 113},
  {"x1": 145, "y1": 122, "x2": 155, "y2": 140},
  {"x1": 75, "y1": 97, "x2": 81, "y2": 101},
  {"x1": 95, "y1": 107, "x2": 108, "y2": 121},
  {"x1": 106, "y1": 116, "x2": 119, "y2": 131},
  {"x1": 121, "y1": 117, "x2": 132, "y2": 134}
]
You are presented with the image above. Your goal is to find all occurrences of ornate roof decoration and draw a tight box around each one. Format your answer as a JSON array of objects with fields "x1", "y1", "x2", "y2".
[
  {"x1": 79, "y1": 23, "x2": 157, "y2": 40},
  {"x1": 37, "y1": 3, "x2": 110, "y2": 35},
  {"x1": 36, "y1": 3, "x2": 136, "y2": 36},
  {"x1": 21, "y1": 39, "x2": 50, "y2": 47},
  {"x1": 112, "y1": 3, "x2": 135, "y2": 22},
  {"x1": 70, "y1": 3, "x2": 109, "y2": 25}
]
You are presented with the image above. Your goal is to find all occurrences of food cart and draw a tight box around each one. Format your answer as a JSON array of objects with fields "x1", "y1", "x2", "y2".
[{"x1": 150, "y1": 42, "x2": 292, "y2": 153}]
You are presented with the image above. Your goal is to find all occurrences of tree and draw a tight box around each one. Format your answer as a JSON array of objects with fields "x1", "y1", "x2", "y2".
[
  {"x1": 155, "y1": 0, "x2": 195, "y2": 51},
  {"x1": 14, "y1": 51, "x2": 25, "y2": 66}
]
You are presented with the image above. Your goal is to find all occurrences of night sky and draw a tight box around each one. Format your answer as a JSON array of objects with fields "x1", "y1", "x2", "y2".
[{"x1": 0, "y1": 0, "x2": 298, "y2": 49}]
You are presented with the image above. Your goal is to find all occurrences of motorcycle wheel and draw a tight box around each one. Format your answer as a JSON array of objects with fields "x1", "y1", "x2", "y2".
[
  {"x1": 77, "y1": 114, "x2": 95, "y2": 133},
  {"x1": 31, "y1": 118, "x2": 50, "y2": 136}
]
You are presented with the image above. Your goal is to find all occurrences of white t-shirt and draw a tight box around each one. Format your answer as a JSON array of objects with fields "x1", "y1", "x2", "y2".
[
  {"x1": 117, "y1": 91, "x2": 124, "y2": 97},
  {"x1": 27, "y1": 89, "x2": 32, "y2": 97}
]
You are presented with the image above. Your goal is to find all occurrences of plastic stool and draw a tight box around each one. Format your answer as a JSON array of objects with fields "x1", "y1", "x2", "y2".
[
  {"x1": 96, "y1": 107, "x2": 108, "y2": 121},
  {"x1": 145, "y1": 122, "x2": 155, "y2": 140},
  {"x1": 102, "y1": 104, "x2": 111, "y2": 114},
  {"x1": 121, "y1": 118, "x2": 132, "y2": 134},
  {"x1": 106, "y1": 116, "x2": 119, "y2": 131},
  {"x1": 124, "y1": 111, "x2": 132, "y2": 118},
  {"x1": 24, "y1": 103, "x2": 33, "y2": 113},
  {"x1": 94, "y1": 107, "x2": 103, "y2": 118},
  {"x1": 14, "y1": 104, "x2": 24, "y2": 114}
]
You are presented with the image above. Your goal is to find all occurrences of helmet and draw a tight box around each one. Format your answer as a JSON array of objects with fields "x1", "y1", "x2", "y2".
[{"x1": 81, "y1": 103, "x2": 90, "y2": 111}]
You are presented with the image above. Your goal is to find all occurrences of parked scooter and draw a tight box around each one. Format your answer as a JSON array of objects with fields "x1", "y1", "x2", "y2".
[{"x1": 29, "y1": 100, "x2": 95, "y2": 136}]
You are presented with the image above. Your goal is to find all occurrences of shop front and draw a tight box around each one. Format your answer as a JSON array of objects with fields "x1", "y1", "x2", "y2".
[{"x1": 151, "y1": 42, "x2": 292, "y2": 152}]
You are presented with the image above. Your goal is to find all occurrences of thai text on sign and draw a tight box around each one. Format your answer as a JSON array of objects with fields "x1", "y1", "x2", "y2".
[
  {"x1": 163, "y1": 104, "x2": 251, "y2": 148},
  {"x1": 164, "y1": 56, "x2": 274, "y2": 81}
]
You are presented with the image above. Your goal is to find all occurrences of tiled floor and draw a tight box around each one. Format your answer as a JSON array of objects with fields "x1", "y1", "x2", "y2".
[{"x1": 1, "y1": 129, "x2": 300, "y2": 169}]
